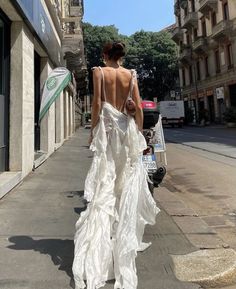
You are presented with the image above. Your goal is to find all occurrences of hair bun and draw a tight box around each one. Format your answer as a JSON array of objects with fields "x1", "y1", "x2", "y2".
[
  {"x1": 103, "y1": 41, "x2": 126, "y2": 61},
  {"x1": 113, "y1": 42, "x2": 125, "y2": 50}
]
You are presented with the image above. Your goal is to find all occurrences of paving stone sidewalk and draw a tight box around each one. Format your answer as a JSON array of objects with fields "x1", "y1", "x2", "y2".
[{"x1": 0, "y1": 128, "x2": 201, "y2": 289}]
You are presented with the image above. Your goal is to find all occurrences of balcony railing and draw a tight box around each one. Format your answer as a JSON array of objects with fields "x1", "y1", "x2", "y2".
[
  {"x1": 61, "y1": 17, "x2": 83, "y2": 39},
  {"x1": 70, "y1": 2, "x2": 83, "y2": 17},
  {"x1": 211, "y1": 20, "x2": 233, "y2": 40},
  {"x1": 199, "y1": 0, "x2": 218, "y2": 16},
  {"x1": 179, "y1": 0, "x2": 187, "y2": 9},
  {"x1": 183, "y1": 12, "x2": 198, "y2": 29},
  {"x1": 172, "y1": 27, "x2": 184, "y2": 43},
  {"x1": 192, "y1": 37, "x2": 208, "y2": 53}
]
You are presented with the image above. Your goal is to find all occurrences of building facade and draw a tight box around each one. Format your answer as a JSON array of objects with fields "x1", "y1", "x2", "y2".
[
  {"x1": 0, "y1": 0, "x2": 86, "y2": 198},
  {"x1": 173, "y1": 0, "x2": 236, "y2": 123}
]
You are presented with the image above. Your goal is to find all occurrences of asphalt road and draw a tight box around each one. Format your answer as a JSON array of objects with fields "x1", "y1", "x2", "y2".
[
  {"x1": 163, "y1": 125, "x2": 236, "y2": 254},
  {"x1": 163, "y1": 125, "x2": 236, "y2": 159}
]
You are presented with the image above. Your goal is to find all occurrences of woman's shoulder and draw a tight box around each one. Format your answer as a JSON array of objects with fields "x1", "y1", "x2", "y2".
[{"x1": 91, "y1": 66, "x2": 101, "y2": 71}]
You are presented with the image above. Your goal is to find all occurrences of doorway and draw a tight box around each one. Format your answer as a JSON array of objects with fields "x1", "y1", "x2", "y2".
[
  {"x1": 0, "y1": 11, "x2": 10, "y2": 172},
  {"x1": 229, "y1": 84, "x2": 236, "y2": 107},
  {"x1": 208, "y1": 95, "x2": 215, "y2": 122},
  {"x1": 34, "y1": 52, "x2": 41, "y2": 151}
]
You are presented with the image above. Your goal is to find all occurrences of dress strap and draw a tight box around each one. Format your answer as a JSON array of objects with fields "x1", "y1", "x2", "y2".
[
  {"x1": 98, "y1": 66, "x2": 107, "y2": 102},
  {"x1": 129, "y1": 69, "x2": 136, "y2": 98}
]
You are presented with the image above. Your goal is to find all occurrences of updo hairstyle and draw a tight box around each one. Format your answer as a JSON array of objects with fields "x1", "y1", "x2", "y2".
[{"x1": 102, "y1": 41, "x2": 126, "y2": 61}]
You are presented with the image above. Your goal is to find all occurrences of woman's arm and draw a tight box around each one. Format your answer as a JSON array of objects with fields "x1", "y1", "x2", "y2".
[
  {"x1": 132, "y1": 78, "x2": 143, "y2": 131},
  {"x1": 90, "y1": 68, "x2": 102, "y2": 136}
]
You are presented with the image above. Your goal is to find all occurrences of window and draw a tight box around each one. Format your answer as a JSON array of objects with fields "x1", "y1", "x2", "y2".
[
  {"x1": 189, "y1": 65, "x2": 193, "y2": 84},
  {"x1": 184, "y1": 6, "x2": 188, "y2": 17},
  {"x1": 193, "y1": 28, "x2": 198, "y2": 41},
  {"x1": 215, "y1": 49, "x2": 221, "y2": 73},
  {"x1": 223, "y1": 1, "x2": 229, "y2": 20},
  {"x1": 178, "y1": 15, "x2": 182, "y2": 27},
  {"x1": 182, "y1": 68, "x2": 186, "y2": 87},
  {"x1": 227, "y1": 43, "x2": 233, "y2": 69},
  {"x1": 205, "y1": 56, "x2": 209, "y2": 77},
  {"x1": 196, "y1": 61, "x2": 201, "y2": 81},
  {"x1": 70, "y1": 0, "x2": 81, "y2": 6},
  {"x1": 179, "y1": 41, "x2": 184, "y2": 54},
  {"x1": 201, "y1": 17, "x2": 207, "y2": 37},
  {"x1": 191, "y1": 0, "x2": 195, "y2": 12},
  {"x1": 186, "y1": 32, "x2": 191, "y2": 45},
  {"x1": 211, "y1": 11, "x2": 217, "y2": 27}
]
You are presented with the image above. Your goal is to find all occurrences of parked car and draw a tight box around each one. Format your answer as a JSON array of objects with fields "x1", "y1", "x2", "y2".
[{"x1": 141, "y1": 100, "x2": 160, "y2": 129}]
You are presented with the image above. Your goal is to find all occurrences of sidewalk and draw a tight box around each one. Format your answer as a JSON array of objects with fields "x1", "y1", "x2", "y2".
[{"x1": 0, "y1": 129, "x2": 202, "y2": 289}]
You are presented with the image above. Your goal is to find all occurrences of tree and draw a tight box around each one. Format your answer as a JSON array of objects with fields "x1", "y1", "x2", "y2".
[
  {"x1": 82, "y1": 22, "x2": 128, "y2": 92},
  {"x1": 83, "y1": 23, "x2": 178, "y2": 100},
  {"x1": 124, "y1": 30, "x2": 178, "y2": 100},
  {"x1": 82, "y1": 23, "x2": 129, "y2": 69}
]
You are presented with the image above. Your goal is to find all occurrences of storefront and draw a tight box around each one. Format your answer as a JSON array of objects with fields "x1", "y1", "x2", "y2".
[
  {"x1": 229, "y1": 84, "x2": 236, "y2": 107},
  {"x1": 0, "y1": 9, "x2": 10, "y2": 172}
]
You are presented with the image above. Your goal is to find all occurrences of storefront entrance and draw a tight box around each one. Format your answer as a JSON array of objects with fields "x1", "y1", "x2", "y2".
[
  {"x1": 229, "y1": 84, "x2": 236, "y2": 107},
  {"x1": 0, "y1": 11, "x2": 10, "y2": 172},
  {"x1": 34, "y1": 52, "x2": 41, "y2": 151},
  {"x1": 208, "y1": 95, "x2": 215, "y2": 123}
]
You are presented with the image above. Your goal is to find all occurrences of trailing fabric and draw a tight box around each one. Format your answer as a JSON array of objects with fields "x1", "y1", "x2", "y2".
[{"x1": 72, "y1": 101, "x2": 160, "y2": 289}]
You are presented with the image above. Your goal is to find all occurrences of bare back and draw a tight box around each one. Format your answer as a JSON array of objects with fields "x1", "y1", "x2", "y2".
[
  {"x1": 91, "y1": 66, "x2": 143, "y2": 132},
  {"x1": 101, "y1": 67, "x2": 133, "y2": 111}
]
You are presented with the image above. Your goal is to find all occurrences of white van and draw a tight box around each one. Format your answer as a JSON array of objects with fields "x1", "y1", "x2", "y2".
[{"x1": 158, "y1": 101, "x2": 185, "y2": 127}]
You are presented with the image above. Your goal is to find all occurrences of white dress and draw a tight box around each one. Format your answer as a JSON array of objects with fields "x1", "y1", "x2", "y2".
[{"x1": 72, "y1": 68, "x2": 160, "y2": 289}]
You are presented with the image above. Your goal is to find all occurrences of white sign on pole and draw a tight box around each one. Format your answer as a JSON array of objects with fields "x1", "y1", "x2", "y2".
[
  {"x1": 170, "y1": 90, "x2": 176, "y2": 98},
  {"x1": 150, "y1": 115, "x2": 167, "y2": 165},
  {"x1": 216, "y1": 87, "x2": 224, "y2": 100}
]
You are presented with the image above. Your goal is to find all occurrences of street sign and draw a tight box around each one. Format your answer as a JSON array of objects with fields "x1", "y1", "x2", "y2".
[
  {"x1": 170, "y1": 90, "x2": 175, "y2": 98},
  {"x1": 216, "y1": 87, "x2": 224, "y2": 100}
]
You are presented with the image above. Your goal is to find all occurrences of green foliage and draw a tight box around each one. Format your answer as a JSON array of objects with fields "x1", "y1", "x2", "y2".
[
  {"x1": 124, "y1": 30, "x2": 178, "y2": 100},
  {"x1": 83, "y1": 23, "x2": 178, "y2": 100},
  {"x1": 82, "y1": 22, "x2": 128, "y2": 70},
  {"x1": 82, "y1": 22, "x2": 128, "y2": 91},
  {"x1": 223, "y1": 107, "x2": 236, "y2": 123}
]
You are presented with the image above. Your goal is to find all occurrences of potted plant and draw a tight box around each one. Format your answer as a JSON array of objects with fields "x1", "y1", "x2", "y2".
[{"x1": 223, "y1": 107, "x2": 236, "y2": 128}]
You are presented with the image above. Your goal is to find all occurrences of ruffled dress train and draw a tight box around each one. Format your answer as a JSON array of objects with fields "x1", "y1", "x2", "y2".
[{"x1": 72, "y1": 102, "x2": 160, "y2": 289}]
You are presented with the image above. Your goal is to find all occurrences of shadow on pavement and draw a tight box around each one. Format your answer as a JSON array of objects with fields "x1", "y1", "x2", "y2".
[
  {"x1": 7, "y1": 236, "x2": 75, "y2": 288},
  {"x1": 64, "y1": 190, "x2": 88, "y2": 215}
]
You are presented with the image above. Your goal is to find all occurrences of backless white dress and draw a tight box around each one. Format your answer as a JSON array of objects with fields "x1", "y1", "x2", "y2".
[{"x1": 72, "y1": 67, "x2": 160, "y2": 289}]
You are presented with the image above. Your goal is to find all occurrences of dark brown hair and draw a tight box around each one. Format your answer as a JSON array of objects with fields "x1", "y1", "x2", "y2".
[{"x1": 102, "y1": 41, "x2": 126, "y2": 61}]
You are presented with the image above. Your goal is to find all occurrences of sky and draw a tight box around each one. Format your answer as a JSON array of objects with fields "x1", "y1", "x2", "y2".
[{"x1": 83, "y1": 0, "x2": 175, "y2": 36}]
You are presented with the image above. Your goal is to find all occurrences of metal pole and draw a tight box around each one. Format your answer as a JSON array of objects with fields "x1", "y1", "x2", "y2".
[{"x1": 191, "y1": 47, "x2": 199, "y2": 123}]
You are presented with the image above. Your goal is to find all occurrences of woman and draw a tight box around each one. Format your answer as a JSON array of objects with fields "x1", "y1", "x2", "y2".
[{"x1": 72, "y1": 41, "x2": 160, "y2": 289}]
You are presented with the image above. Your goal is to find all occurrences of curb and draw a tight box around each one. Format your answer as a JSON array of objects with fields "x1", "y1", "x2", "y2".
[{"x1": 171, "y1": 248, "x2": 236, "y2": 288}]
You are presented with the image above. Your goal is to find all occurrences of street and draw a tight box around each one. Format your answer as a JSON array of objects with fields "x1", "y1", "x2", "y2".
[
  {"x1": 162, "y1": 125, "x2": 236, "y2": 249},
  {"x1": 0, "y1": 125, "x2": 235, "y2": 289},
  {"x1": 0, "y1": 128, "x2": 200, "y2": 289},
  {"x1": 161, "y1": 125, "x2": 236, "y2": 288}
]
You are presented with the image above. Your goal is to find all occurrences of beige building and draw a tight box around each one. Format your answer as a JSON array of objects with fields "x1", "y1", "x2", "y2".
[
  {"x1": 173, "y1": 0, "x2": 236, "y2": 123},
  {"x1": 0, "y1": 0, "x2": 86, "y2": 198}
]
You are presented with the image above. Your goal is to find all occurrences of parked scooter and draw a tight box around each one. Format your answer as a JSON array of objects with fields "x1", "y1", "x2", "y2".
[{"x1": 141, "y1": 101, "x2": 166, "y2": 194}]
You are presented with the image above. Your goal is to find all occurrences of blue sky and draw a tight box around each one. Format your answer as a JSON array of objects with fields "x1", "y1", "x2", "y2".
[{"x1": 83, "y1": 0, "x2": 175, "y2": 36}]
